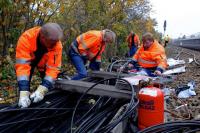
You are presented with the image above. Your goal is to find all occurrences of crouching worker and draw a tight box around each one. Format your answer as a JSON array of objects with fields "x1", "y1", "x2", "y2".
[
  {"x1": 15, "y1": 23, "x2": 63, "y2": 108},
  {"x1": 129, "y1": 32, "x2": 168, "y2": 76},
  {"x1": 69, "y1": 29, "x2": 116, "y2": 80}
]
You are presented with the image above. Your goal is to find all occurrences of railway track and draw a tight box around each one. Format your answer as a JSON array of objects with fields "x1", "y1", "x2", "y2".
[{"x1": 171, "y1": 38, "x2": 200, "y2": 51}]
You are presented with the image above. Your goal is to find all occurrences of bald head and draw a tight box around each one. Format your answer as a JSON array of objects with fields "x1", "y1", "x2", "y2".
[
  {"x1": 40, "y1": 23, "x2": 63, "y2": 41},
  {"x1": 39, "y1": 23, "x2": 63, "y2": 48}
]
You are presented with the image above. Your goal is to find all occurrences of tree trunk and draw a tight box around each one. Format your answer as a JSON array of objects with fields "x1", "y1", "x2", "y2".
[
  {"x1": 1, "y1": 11, "x2": 8, "y2": 56},
  {"x1": 2, "y1": 26, "x2": 8, "y2": 56}
]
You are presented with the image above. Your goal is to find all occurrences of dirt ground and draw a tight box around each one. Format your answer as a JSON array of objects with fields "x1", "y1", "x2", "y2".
[{"x1": 164, "y1": 45, "x2": 200, "y2": 121}]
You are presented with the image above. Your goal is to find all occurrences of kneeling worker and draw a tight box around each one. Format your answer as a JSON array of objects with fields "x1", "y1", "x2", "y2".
[{"x1": 129, "y1": 32, "x2": 168, "y2": 76}]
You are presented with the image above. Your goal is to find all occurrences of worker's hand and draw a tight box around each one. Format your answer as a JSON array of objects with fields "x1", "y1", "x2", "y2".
[
  {"x1": 128, "y1": 63, "x2": 134, "y2": 68},
  {"x1": 30, "y1": 85, "x2": 48, "y2": 103},
  {"x1": 18, "y1": 91, "x2": 31, "y2": 108},
  {"x1": 119, "y1": 66, "x2": 124, "y2": 71},
  {"x1": 154, "y1": 70, "x2": 162, "y2": 76}
]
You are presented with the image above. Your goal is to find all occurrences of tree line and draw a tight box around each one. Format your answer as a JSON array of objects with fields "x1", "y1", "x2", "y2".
[{"x1": 0, "y1": 0, "x2": 161, "y2": 58}]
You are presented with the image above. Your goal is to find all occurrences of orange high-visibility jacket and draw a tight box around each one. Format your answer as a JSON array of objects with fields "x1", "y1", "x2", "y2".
[
  {"x1": 15, "y1": 27, "x2": 62, "y2": 85},
  {"x1": 133, "y1": 40, "x2": 168, "y2": 71},
  {"x1": 126, "y1": 33, "x2": 140, "y2": 48},
  {"x1": 72, "y1": 30, "x2": 105, "y2": 62}
]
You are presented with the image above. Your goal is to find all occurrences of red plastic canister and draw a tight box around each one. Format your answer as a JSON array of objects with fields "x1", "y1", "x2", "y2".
[{"x1": 138, "y1": 87, "x2": 164, "y2": 130}]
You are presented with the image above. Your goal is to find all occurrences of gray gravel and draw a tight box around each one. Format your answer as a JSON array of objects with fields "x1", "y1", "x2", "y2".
[{"x1": 164, "y1": 45, "x2": 200, "y2": 121}]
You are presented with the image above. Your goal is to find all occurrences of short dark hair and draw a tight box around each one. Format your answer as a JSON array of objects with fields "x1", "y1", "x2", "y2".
[{"x1": 142, "y1": 32, "x2": 154, "y2": 42}]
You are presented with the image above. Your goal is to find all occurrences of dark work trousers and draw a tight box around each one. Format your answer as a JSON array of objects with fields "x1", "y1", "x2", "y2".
[
  {"x1": 68, "y1": 45, "x2": 100, "y2": 80},
  {"x1": 129, "y1": 45, "x2": 137, "y2": 57}
]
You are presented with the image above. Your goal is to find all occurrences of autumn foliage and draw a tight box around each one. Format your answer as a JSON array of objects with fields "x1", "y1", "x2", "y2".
[{"x1": 0, "y1": 0, "x2": 161, "y2": 103}]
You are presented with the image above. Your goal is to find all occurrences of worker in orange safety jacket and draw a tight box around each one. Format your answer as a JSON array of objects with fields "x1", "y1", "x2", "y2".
[
  {"x1": 126, "y1": 32, "x2": 140, "y2": 57},
  {"x1": 129, "y1": 32, "x2": 168, "y2": 76},
  {"x1": 15, "y1": 23, "x2": 63, "y2": 108},
  {"x1": 68, "y1": 29, "x2": 116, "y2": 80}
]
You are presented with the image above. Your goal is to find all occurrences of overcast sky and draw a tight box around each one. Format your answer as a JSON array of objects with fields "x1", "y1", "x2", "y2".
[{"x1": 150, "y1": 0, "x2": 200, "y2": 38}]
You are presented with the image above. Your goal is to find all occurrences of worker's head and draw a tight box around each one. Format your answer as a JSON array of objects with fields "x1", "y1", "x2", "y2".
[
  {"x1": 130, "y1": 31, "x2": 135, "y2": 35},
  {"x1": 103, "y1": 29, "x2": 116, "y2": 44},
  {"x1": 39, "y1": 23, "x2": 63, "y2": 48},
  {"x1": 142, "y1": 32, "x2": 154, "y2": 50},
  {"x1": 126, "y1": 31, "x2": 135, "y2": 44}
]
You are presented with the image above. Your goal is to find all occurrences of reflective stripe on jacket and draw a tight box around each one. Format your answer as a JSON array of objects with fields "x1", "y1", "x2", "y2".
[
  {"x1": 133, "y1": 40, "x2": 168, "y2": 71},
  {"x1": 15, "y1": 27, "x2": 62, "y2": 85},
  {"x1": 126, "y1": 33, "x2": 140, "y2": 48},
  {"x1": 71, "y1": 30, "x2": 105, "y2": 62}
]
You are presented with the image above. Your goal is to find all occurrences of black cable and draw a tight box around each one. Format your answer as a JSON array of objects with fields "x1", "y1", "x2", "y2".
[
  {"x1": 90, "y1": 113, "x2": 109, "y2": 132},
  {"x1": 76, "y1": 107, "x2": 114, "y2": 133},
  {"x1": 74, "y1": 97, "x2": 103, "y2": 125},
  {"x1": 70, "y1": 77, "x2": 137, "y2": 133},
  {"x1": 0, "y1": 111, "x2": 69, "y2": 127},
  {"x1": 98, "y1": 99, "x2": 139, "y2": 133},
  {"x1": 72, "y1": 99, "x2": 116, "y2": 133},
  {"x1": 0, "y1": 108, "x2": 76, "y2": 113},
  {"x1": 107, "y1": 59, "x2": 129, "y2": 72},
  {"x1": 0, "y1": 97, "x2": 77, "y2": 132},
  {"x1": 185, "y1": 128, "x2": 200, "y2": 133},
  {"x1": 69, "y1": 78, "x2": 116, "y2": 133},
  {"x1": 0, "y1": 92, "x2": 72, "y2": 132},
  {"x1": 159, "y1": 127, "x2": 188, "y2": 133},
  {"x1": 138, "y1": 120, "x2": 200, "y2": 133},
  {"x1": 95, "y1": 79, "x2": 138, "y2": 133},
  {"x1": 75, "y1": 100, "x2": 123, "y2": 133}
]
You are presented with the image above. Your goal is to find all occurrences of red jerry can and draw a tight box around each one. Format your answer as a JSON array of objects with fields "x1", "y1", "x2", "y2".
[{"x1": 138, "y1": 87, "x2": 164, "y2": 130}]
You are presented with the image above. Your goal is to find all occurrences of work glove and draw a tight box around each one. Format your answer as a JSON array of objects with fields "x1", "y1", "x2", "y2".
[
  {"x1": 18, "y1": 91, "x2": 31, "y2": 108},
  {"x1": 129, "y1": 60, "x2": 140, "y2": 70},
  {"x1": 154, "y1": 70, "x2": 162, "y2": 76},
  {"x1": 154, "y1": 67, "x2": 164, "y2": 76},
  {"x1": 30, "y1": 85, "x2": 48, "y2": 103}
]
